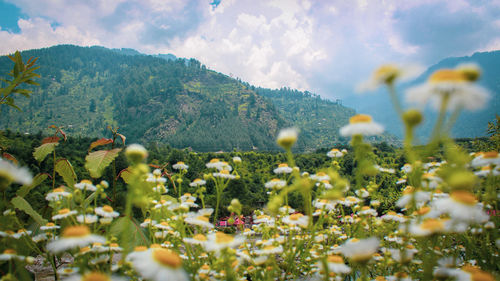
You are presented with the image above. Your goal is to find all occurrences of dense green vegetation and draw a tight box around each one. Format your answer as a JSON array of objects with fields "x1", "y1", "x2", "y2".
[{"x1": 0, "y1": 45, "x2": 361, "y2": 152}]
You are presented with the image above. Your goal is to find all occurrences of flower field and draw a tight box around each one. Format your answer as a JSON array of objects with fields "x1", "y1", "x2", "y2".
[{"x1": 1, "y1": 58, "x2": 499, "y2": 280}]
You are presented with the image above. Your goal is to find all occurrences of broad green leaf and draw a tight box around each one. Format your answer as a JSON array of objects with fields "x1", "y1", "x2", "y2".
[
  {"x1": 118, "y1": 168, "x2": 133, "y2": 184},
  {"x1": 33, "y1": 142, "x2": 58, "y2": 162},
  {"x1": 89, "y1": 138, "x2": 113, "y2": 152},
  {"x1": 109, "y1": 217, "x2": 149, "y2": 250},
  {"x1": 85, "y1": 148, "x2": 122, "y2": 178},
  {"x1": 11, "y1": 196, "x2": 47, "y2": 225},
  {"x1": 55, "y1": 159, "x2": 77, "y2": 189},
  {"x1": 17, "y1": 173, "x2": 49, "y2": 197}
]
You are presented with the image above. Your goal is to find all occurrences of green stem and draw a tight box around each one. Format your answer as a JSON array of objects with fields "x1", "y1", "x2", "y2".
[
  {"x1": 52, "y1": 150, "x2": 56, "y2": 189},
  {"x1": 430, "y1": 93, "x2": 450, "y2": 145},
  {"x1": 387, "y1": 82, "x2": 404, "y2": 118}
]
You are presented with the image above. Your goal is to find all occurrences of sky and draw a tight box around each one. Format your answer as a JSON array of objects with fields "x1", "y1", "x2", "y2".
[{"x1": 1, "y1": 0, "x2": 499, "y2": 101}]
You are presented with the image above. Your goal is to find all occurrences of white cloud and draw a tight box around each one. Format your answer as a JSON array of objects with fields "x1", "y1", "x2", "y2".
[{"x1": 1, "y1": 0, "x2": 499, "y2": 100}]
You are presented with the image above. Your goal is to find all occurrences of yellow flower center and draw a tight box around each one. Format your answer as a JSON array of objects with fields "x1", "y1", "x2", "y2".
[
  {"x1": 92, "y1": 242, "x2": 102, "y2": 247},
  {"x1": 327, "y1": 255, "x2": 344, "y2": 263},
  {"x1": 483, "y1": 151, "x2": 498, "y2": 159},
  {"x1": 62, "y1": 225, "x2": 90, "y2": 238},
  {"x1": 403, "y1": 186, "x2": 415, "y2": 195},
  {"x1": 349, "y1": 114, "x2": 372, "y2": 124},
  {"x1": 46, "y1": 222, "x2": 55, "y2": 227},
  {"x1": 3, "y1": 249, "x2": 16, "y2": 254},
  {"x1": 177, "y1": 161, "x2": 185, "y2": 165},
  {"x1": 421, "y1": 218, "x2": 444, "y2": 231},
  {"x1": 152, "y1": 248, "x2": 182, "y2": 268},
  {"x1": 196, "y1": 216, "x2": 209, "y2": 223},
  {"x1": 80, "y1": 247, "x2": 90, "y2": 253},
  {"x1": 109, "y1": 243, "x2": 119, "y2": 247},
  {"x1": 451, "y1": 190, "x2": 477, "y2": 205},
  {"x1": 194, "y1": 178, "x2": 202, "y2": 182},
  {"x1": 375, "y1": 64, "x2": 399, "y2": 83},
  {"x1": 278, "y1": 163, "x2": 288, "y2": 168},
  {"x1": 429, "y1": 69, "x2": 467, "y2": 83},
  {"x1": 81, "y1": 272, "x2": 111, "y2": 281},
  {"x1": 193, "y1": 234, "x2": 207, "y2": 241},
  {"x1": 416, "y1": 206, "x2": 431, "y2": 215},
  {"x1": 160, "y1": 222, "x2": 169, "y2": 227},
  {"x1": 201, "y1": 264, "x2": 210, "y2": 270},
  {"x1": 386, "y1": 211, "x2": 397, "y2": 216},
  {"x1": 221, "y1": 170, "x2": 230, "y2": 175},
  {"x1": 215, "y1": 232, "x2": 234, "y2": 244},
  {"x1": 350, "y1": 238, "x2": 360, "y2": 243},
  {"x1": 263, "y1": 245, "x2": 276, "y2": 251},
  {"x1": 209, "y1": 158, "x2": 220, "y2": 163},
  {"x1": 134, "y1": 246, "x2": 148, "y2": 252},
  {"x1": 361, "y1": 206, "x2": 370, "y2": 211},
  {"x1": 102, "y1": 205, "x2": 114, "y2": 212},
  {"x1": 58, "y1": 208, "x2": 70, "y2": 214},
  {"x1": 330, "y1": 148, "x2": 340, "y2": 152},
  {"x1": 271, "y1": 178, "x2": 281, "y2": 182},
  {"x1": 81, "y1": 179, "x2": 93, "y2": 185},
  {"x1": 289, "y1": 213, "x2": 303, "y2": 221},
  {"x1": 53, "y1": 187, "x2": 65, "y2": 192}
]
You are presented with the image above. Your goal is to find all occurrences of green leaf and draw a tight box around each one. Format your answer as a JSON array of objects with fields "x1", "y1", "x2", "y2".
[
  {"x1": 55, "y1": 159, "x2": 77, "y2": 189},
  {"x1": 118, "y1": 168, "x2": 133, "y2": 184},
  {"x1": 109, "y1": 217, "x2": 149, "y2": 250},
  {"x1": 11, "y1": 196, "x2": 47, "y2": 225},
  {"x1": 85, "y1": 148, "x2": 122, "y2": 178},
  {"x1": 83, "y1": 191, "x2": 98, "y2": 209},
  {"x1": 33, "y1": 142, "x2": 58, "y2": 162},
  {"x1": 17, "y1": 173, "x2": 49, "y2": 198}
]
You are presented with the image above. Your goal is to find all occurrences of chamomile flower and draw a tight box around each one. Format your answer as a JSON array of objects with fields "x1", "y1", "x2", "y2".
[
  {"x1": 323, "y1": 255, "x2": 351, "y2": 275},
  {"x1": 45, "y1": 187, "x2": 71, "y2": 201},
  {"x1": 183, "y1": 234, "x2": 208, "y2": 245},
  {"x1": 405, "y1": 66, "x2": 490, "y2": 111},
  {"x1": 276, "y1": 127, "x2": 298, "y2": 149},
  {"x1": 0, "y1": 249, "x2": 24, "y2": 261},
  {"x1": 340, "y1": 114, "x2": 384, "y2": 137},
  {"x1": 213, "y1": 169, "x2": 236, "y2": 179},
  {"x1": 430, "y1": 191, "x2": 489, "y2": 223},
  {"x1": 184, "y1": 212, "x2": 214, "y2": 229},
  {"x1": 471, "y1": 151, "x2": 500, "y2": 168},
  {"x1": 74, "y1": 180, "x2": 97, "y2": 192},
  {"x1": 273, "y1": 163, "x2": 293, "y2": 174},
  {"x1": 189, "y1": 178, "x2": 206, "y2": 187},
  {"x1": 75, "y1": 214, "x2": 97, "y2": 224},
  {"x1": 282, "y1": 213, "x2": 309, "y2": 228},
  {"x1": 204, "y1": 232, "x2": 245, "y2": 252},
  {"x1": 0, "y1": 158, "x2": 32, "y2": 186},
  {"x1": 95, "y1": 205, "x2": 120, "y2": 218},
  {"x1": 339, "y1": 237, "x2": 380, "y2": 262},
  {"x1": 255, "y1": 245, "x2": 283, "y2": 256},
  {"x1": 64, "y1": 271, "x2": 127, "y2": 281},
  {"x1": 206, "y1": 159, "x2": 232, "y2": 171},
  {"x1": 327, "y1": 148, "x2": 344, "y2": 158},
  {"x1": 52, "y1": 208, "x2": 78, "y2": 220},
  {"x1": 140, "y1": 218, "x2": 157, "y2": 228},
  {"x1": 40, "y1": 222, "x2": 60, "y2": 231},
  {"x1": 357, "y1": 63, "x2": 423, "y2": 91},
  {"x1": 265, "y1": 178, "x2": 286, "y2": 189},
  {"x1": 172, "y1": 161, "x2": 189, "y2": 170},
  {"x1": 309, "y1": 172, "x2": 330, "y2": 181},
  {"x1": 46, "y1": 225, "x2": 105, "y2": 253}
]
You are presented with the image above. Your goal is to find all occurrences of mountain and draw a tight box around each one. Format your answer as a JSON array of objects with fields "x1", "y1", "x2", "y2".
[
  {"x1": 344, "y1": 51, "x2": 500, "y2": 140},
  {"x1": 0, "y1": 45, "x2": 356, "y2": 152}
]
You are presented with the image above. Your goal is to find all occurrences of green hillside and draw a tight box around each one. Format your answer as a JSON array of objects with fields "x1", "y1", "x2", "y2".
[{"x1": 0, "y1": 45, "x2": 356, "y2": 151}]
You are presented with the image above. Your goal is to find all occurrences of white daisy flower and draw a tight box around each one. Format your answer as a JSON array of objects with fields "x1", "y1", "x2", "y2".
[
  {"x1": 430, "y1": 191, "x2": 489, "y2": 223},
  {"x1": 254, "y1": 245, "x2": 283, "y2": 256},
  {"x1": 381, "y1": 211, "x2": 407, "y2": 223},
  {"x1": 63, "y1": 271, "x2": 127, "y2": 281},
  {"x1": 40, "y1": 222, "x2": 60, "y2": 231},
  {"x1": 213, "y1": 170, "x2": 236, "y2": 179},
  {"x1": 127, "y1": 248, "x2": 189, "y2": 281},
  {"x1": 276, "y1": 127, "x2": 298, "y2": 149},
  {"x1": 95, "y1": 205, "x2": 120, "y2": 218},
  {"x1": 206, "y1": 159, "x2": 232, "y2": 171},
  {"x1": 232, "y1": 156, "x2": 242, "y2": 163},
  {"x1": 172, "y1": 161, "x2": 189, "y2": 170},
  {"x1": 189, "y1": 178, "x2": 206, "y2": 187},
  {"x1": 140, "y1": 218, "x2": 157, "y2": 228},
  {"x1": 327, "y1": 148, "x2": 344, "y2": 158},
  {"x1": 282, "y1": 213, "x2": 309, "y2": 228},
  {"x1": 204, "y1": 232, "x2": 245, "y2": 252},
  {"x1": 339, "y1": 237, "x2": 379, "y2": 262},
  {"x1": 357, "y1": 206, "x2": 377, "y2": 216},
  {"x1": 322, "y1": 255, "x2": 351, "y2": 275},
  {"x1": 273, "y1": 163, "x2": 293, "y2": 174},
  {"x1": 0, "y1": 158, "x2": 32, "y2": 186},
  {"x1": 74, "y1": 180, "x2": 97, "y2": 192},
  {"x1": 0, "y1": 249, "x2": 25, "y2": 261},
  {"x1": 309, "y1": 172, "x2": 330, "y2": 181},
  {"x1": 45, "y1": 187, "x2": 71, "y2": 201},
  {"x1": 471, "y1": 151, "x2": 500, "y2": 168},
  {"x1": 265, "y1": 178, "x2": 286, "y2": 189},
  {"x1": 405, "y1": 67, "x2": 489, "y2": 111},
  {"x1": 184, "y1": 212, "x2": 214, "y2": 229},
  {"x1": 46, "y1": 225, "x2": 105, "y2": 253},
  {"x1": 357, "y1": 63, "x2": 423, "y2": 91},
  {"x1": 183, "y1": 234, "x2": 208, "y2": 245},
  {"x1": 340, "y1": 114, "x2": 384, "y2": 137},
  {"x1": 52, "y1": 208, "x2": 78, "y2": 220}
]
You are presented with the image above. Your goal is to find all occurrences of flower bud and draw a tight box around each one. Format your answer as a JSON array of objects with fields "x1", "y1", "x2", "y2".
[
  {"x1": 125, "y1": 144, "x2": 148, "y2": 164},
  {"x1": 403, "y1": 109, "x2": 423, "y2": 128},
  {"x1": 276, "y1": 128, "x2": 298, "y2": 150}
]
